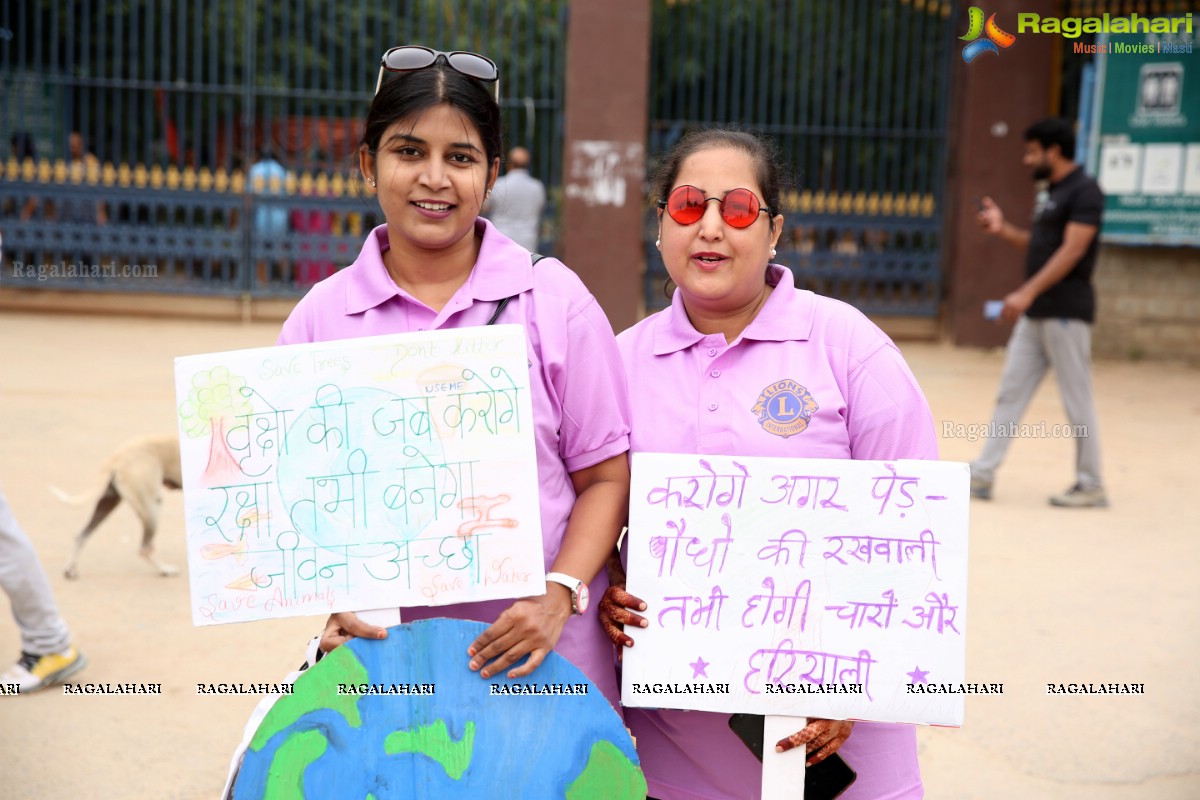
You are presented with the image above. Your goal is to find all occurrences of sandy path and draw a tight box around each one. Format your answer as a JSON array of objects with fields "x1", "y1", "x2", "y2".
[{"x1": 1, "y1": 311, "x2": 1196, "y2": 798}]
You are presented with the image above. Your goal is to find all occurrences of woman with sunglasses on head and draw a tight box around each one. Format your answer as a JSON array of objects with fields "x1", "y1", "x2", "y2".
[
  {"x1": 600, "y1": 129, "x2": 935, "y2": 799},
  {"x1": 286, "y1": 45, "x2": 631, "y2": 693},
  {"x1": 219, "y1": 46, "x2": 631, "y2": 797}
]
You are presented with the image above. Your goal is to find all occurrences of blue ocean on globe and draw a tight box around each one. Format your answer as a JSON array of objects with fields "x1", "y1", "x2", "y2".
[{"x1": 235, "y1": 619, "x2": 645, "y2": 799}]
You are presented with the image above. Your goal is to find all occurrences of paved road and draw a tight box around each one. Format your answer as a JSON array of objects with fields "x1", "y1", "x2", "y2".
[{"x1": 1, "y1": 311, "x2": 1196, "y2": 798}]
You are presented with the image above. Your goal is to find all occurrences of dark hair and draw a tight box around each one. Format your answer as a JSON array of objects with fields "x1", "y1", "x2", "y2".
[
  {"x1": 10, "y1": 131, "x2": 36, "y2": 160},
  {"x1": 651, "y1": 128, "x2": 788, "y2": 231},
  {"x1": 360, "y1": 64, "x2": 502, "y2": 167},
  {"x1": 1024, "y1": 118, "x2": 1076, "y2": 160}
]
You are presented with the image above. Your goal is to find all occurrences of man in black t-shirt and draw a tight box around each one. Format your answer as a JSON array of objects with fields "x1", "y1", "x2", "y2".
[{"x1": 969, "y1": 118, "x2": 1107, "y2": 508}]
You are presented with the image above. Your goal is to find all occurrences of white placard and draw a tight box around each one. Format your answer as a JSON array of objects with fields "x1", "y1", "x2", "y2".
[
  {"x1": 622, "y1": 453, "x2": 969, "y2": 726},
  {"x1": 1098, "y1": 143, "x2": 1142, "y2": 194},
  {"x1": 173, "y1": 326, "x2": 544, "y2": 625},
  {"x1": 1140, "y1": 143, "x2": 1183, "y2": 195}
]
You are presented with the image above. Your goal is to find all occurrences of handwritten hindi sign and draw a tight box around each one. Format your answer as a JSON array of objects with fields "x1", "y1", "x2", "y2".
[
  {"x1": 173, "y1": 326, "x2": 544, "y2": 626},
  {"x1": 621, "y1": 453, "x2": 969, "y2": 726}
]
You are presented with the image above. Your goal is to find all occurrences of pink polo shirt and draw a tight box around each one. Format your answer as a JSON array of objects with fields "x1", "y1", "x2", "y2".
[
  {"x1": 278, "y1": 219, "x2": 631, "y2": 708},
  {"x1": 617, "y1": 266, "x2": 937, "y2": 800}
]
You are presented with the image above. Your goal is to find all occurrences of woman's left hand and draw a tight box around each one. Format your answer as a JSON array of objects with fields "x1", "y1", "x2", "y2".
[
  {"x1": 466, "y1": 589, "x2": 573, "y2": 680},
  {"x1": 775, "y1": 719, "x2": 855, "y2": 766}
]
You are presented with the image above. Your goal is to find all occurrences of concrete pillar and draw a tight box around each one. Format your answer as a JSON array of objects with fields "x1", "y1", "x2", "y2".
[
  {"x1": 559, "y1": 0, "x2": 652, "y2": 333},
  {"x1": 944, "y1": 0, "x2": 1060, "y2": 347}
]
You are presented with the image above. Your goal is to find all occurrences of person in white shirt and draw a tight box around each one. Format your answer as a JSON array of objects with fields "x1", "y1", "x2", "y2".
[{"x1": 484, "y1": 146, "x2": 546, "y2": 251}]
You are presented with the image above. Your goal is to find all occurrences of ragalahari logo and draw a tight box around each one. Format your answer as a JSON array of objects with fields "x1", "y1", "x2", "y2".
[{"x1": 960, "y1": 8, "x2": 1017, "y2": 63}]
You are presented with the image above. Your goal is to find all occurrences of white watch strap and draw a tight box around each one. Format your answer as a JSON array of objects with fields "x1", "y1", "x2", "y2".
[
  {"x1": 545, "y1": 571, "x2": 581, "y2": 592},
  {"x1": 545, "y1": 571, "x2": 583, "y2": 614}
]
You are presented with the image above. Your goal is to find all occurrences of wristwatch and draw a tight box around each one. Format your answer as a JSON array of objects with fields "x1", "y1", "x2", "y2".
[{"x1": 545, "y1": 572, "x2": 589, "y2": 616}]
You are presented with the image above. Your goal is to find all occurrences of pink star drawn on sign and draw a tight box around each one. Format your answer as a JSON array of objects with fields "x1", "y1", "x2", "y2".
[
  {"x1": 907, "y1": 666, "x2": 930, "y2": 684},
  {"x1": 690, "y1": 657, "x2": 710, "y2": 679}
]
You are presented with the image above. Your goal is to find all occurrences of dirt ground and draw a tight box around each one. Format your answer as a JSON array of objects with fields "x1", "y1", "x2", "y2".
[{"x1": 1, "y1": 309, "x2": 1197, "y2": 799}]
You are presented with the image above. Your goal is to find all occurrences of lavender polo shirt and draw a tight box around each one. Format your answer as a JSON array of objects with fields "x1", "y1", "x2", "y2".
[
  {"x1": 617, "y1": 266, "x2": 937, "y2": 800},
  {"x1": 278, "y1": 219, "x2": 631, "y2": 708}
]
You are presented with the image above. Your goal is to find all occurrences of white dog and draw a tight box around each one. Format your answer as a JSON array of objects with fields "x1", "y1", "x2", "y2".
[{"x1": 53, "y1": 434, "x2": 182, "y2": 579}]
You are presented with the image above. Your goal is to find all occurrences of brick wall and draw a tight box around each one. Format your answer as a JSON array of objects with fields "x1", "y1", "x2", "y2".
[{"x1": 1093, "y1": 246, "x2": 1200, "y2": 363}]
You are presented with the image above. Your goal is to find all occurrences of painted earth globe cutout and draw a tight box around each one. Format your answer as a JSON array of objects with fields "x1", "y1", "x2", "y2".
[{"x1": 234, "y1": 619, "x2": 646, "y2": 799}]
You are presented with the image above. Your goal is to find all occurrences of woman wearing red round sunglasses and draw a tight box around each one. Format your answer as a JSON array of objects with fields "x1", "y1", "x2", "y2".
[
  {"x1": 653, "y1": 159, "x2": 785, "y2": 341},
  {"x1": 602, "y1": 129, "x2": 935, "y2": 799}
]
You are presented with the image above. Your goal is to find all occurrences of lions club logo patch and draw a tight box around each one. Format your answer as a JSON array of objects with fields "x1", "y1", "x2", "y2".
[{"x1": 751, "y1": 379, "x2": 819, "y2": 438}]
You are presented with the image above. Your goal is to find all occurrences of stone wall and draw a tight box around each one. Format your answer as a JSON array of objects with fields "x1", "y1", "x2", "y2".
[{"x1": 1093, "y1": 246, "x2": 1200, "y2": 363}]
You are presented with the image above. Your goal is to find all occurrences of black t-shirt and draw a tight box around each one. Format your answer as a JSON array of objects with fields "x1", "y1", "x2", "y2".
[{"x1": 1025, "y1": 166, "x2": 1104, "y2": 322}]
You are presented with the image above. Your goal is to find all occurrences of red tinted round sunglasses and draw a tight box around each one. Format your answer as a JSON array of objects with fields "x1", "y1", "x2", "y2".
[{"x1": 658, "y1": 185, "x2": 772, "y2": 229}]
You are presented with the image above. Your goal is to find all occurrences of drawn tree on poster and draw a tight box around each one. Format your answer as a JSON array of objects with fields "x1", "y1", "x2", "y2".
[{"x1": 179, "y1": 366, "x2": 253, "y2": 484}]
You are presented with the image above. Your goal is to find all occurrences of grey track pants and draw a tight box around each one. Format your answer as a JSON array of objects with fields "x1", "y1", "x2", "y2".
[
  {"x1": 0, "y1": 485, "x2": 72, "y2": 655},
  {"x1": 971, "y1": 316, "x2": 1104, "y2": 490}
]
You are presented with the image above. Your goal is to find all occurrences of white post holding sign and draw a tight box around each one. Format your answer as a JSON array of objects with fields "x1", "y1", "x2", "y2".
[
  {"x1": 173, "y1": 326, "x2": 544, "y2": 626},
  {"x1": 621, "y1": 453, "x2": 969, "y2": 762}
]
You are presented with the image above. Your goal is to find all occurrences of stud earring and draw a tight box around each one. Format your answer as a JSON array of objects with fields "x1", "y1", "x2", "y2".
[
  {"x1": 769, "y1": 248, "x2": 777, "y2": 259},
  {"x1": 486, "y1": 189, "x2": 492, "y2": 199},
  {"x1": 655, "y1": 239, "x2": 661, "y2": 248},
  {"x1": 366, "y1": 177, "x2": 375, "y2": 187}
]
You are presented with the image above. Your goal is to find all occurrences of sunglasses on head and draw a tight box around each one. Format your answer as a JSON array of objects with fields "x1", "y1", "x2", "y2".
[
  {"x1": 375, "y1": 45, "x2": 500, "y2": 102},
  {"x1": 659, "y1": 185, "x2": 772, "y2": 229}
]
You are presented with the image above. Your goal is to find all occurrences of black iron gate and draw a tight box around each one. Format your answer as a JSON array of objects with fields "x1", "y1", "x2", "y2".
[
  {"x1": 1, "y1": 0, "x2": 566, "y2": 297},
  {"x1": 645, "y1": 0, "x2": 959, "y2": 317}
]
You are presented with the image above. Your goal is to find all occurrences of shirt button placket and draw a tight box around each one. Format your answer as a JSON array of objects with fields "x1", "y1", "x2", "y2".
[{"x1": 703, "y1": 343, "x2": 723, "y2": 419}]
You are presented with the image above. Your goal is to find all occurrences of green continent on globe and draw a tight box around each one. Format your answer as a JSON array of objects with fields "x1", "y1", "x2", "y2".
[
  {"x1": 250, "y1": 646, "x2": 368, "y2": 751},
  {"x1": 565, "y1": 740, "x2": 648, "y2": 800},
  {"x1": 384, "y1": 719, "x2": 476, "y2": 781},
  {"x1": 262, "y1": 729, "x2": 328, "y2": 800}
]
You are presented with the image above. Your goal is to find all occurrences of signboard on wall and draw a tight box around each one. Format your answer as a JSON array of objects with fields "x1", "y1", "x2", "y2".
[{"x1": 1086, "y1": 23, "x2": 1200, "y2": 245}]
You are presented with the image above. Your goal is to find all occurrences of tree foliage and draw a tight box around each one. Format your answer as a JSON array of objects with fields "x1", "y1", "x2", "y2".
[
  {"x1": 649, "y1": 0, "x2": 955, "y2": 196},
  {"x1": 23, "y1": 0, "x2": 566, "y2": 168}
]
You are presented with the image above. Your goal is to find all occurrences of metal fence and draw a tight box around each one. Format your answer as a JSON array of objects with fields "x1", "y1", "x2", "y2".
[
  {"x1": 5, "y1": 0, "x2": 959, "y2": 314},
  {"x1": 1, "y1": 0, "x2": 567, "y2": 296},
  {"x1": 644, "y1": 0, "x2": 959, "y2": 317}
]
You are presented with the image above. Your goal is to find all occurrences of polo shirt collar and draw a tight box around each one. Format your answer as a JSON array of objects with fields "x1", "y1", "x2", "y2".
[
  {"x1": 343, "y1": 218, "x2": 534, "y2": 315},
  {"x1": 469, "y1": 218, "x2": 536, "y2": 301},
  {"x1": 652, "y1": 265, "x2": 816, "y2": 355}
]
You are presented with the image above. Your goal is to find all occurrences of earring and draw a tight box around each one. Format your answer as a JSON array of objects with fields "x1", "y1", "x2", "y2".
[
  {"x1": 486, "y1": 189, "x2": 492, "y2": 199},
  {"x1": 366, "y1": 177, "x2": 375, "y2": 187},
  {"x1": 769, "y1": 248, "x2": 777, "y2": 259},
  {"x1": 655, "y1": 239, "x2": 661, "y2": 248}
]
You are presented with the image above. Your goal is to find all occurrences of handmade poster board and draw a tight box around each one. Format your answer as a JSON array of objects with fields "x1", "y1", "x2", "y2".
[
  {"x1": 621, "y1": 453, "x2": 969, "y2": 726},
  {"x1": 174, "y1": 326, "x2": 544, "y2": 625},
  {"x1": 234, "y1": 619, "x2": 646, "y2": 799}
]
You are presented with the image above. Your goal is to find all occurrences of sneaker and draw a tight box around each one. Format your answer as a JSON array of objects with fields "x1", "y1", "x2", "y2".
[
  {"x1": 969, "y1": 476, "x2": 993, "y2": 500},
  {"x1": 1049, "y1": 484, "x2": 1109, "y2": 508},
  {"x1": 0, "y1": 646, "x2": 88, "y2": 693}
]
